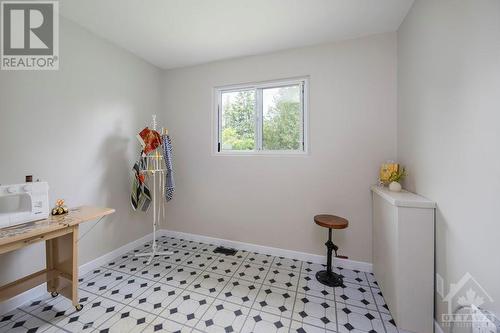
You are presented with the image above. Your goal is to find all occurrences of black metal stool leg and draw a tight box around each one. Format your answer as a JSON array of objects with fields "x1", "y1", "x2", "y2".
[{"x1": 316, "y1": 228, "x2": 343, "y2": 287}]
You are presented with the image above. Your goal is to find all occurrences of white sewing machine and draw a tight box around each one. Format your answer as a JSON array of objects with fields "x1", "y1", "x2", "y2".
[{"x1": 0, "y1": 182, "x2": 50, "y2": 229}]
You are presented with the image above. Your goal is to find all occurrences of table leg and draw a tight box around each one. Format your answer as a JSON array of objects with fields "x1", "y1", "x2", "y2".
[
  {"x1": 45, "y1": 225, "x2": 81, "y2": 310},
  {"x1": 45, "y1": 238, "x2": 56, "y2": 295}
]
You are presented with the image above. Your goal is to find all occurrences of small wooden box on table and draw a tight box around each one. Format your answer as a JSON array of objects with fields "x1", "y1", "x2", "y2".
[{"x1": 0, "y1": 206, "x2": 114, "y2": 311}]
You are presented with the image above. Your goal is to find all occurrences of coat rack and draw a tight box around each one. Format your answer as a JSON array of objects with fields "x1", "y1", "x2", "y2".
[{"x1": 135, "y1": 115, "x2": 173, "y2": 264}]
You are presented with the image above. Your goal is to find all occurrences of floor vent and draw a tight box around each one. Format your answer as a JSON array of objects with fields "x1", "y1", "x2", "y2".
[{"x1": 213, "y1": 246, "x2": 238, "y2": 256}]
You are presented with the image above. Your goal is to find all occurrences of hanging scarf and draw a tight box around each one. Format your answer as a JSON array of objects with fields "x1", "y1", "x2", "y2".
[
  {"x1": 161, "y1": 134, "x2": 175, "y2": 202},
  {"x1": 137, "y1": 127, "x2": 161, "y2": 154},
  {"x1": 130, "y1": 154, "x2": 152, "y2": 212}
]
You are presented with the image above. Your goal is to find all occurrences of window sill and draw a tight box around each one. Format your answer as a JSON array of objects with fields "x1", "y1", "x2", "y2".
[{"x1": 213, "y1": 150, "x2": 309, "y2": 157}]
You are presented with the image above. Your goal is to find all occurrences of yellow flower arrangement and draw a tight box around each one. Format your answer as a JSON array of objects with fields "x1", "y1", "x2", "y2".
[
  {"x1": 379, "y1": 163, "x2": 407, "y2": 185},
  {"x1": 388, "y1": 167, "x2": 407, "y2": 183}
]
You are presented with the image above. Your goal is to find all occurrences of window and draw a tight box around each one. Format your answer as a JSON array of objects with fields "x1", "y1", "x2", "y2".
[{"x1": 214, "y1": 78, "x2": 308, "y2": 155}]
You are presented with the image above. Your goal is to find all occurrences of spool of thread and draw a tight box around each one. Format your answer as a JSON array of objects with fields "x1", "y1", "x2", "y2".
[{"x1": 25, "y1": 175, "x2": 33, "y2": 183}]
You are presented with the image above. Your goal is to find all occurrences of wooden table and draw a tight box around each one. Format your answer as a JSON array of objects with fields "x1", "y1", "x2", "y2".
[{"x1": 0, "y1": 206, "x2": 115, "y2": 311}]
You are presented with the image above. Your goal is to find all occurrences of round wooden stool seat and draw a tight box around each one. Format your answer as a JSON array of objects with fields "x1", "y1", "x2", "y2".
[{"x1": 314, "y1": 214, "x2": 348, "y2": 229}]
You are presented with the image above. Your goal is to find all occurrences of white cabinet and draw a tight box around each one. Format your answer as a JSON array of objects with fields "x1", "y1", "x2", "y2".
[{"x1": 371, "y1": 186, "x2": 436, "y2": 333}]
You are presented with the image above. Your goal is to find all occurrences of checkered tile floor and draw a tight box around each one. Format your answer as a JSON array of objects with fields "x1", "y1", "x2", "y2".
[{"x1": 0, "y1": 236, "x2": 401, "y2": 333}]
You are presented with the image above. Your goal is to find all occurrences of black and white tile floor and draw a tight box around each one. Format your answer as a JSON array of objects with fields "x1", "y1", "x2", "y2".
[{"x1": 0, "y1": 236, "x2": 404, "y2": 333}]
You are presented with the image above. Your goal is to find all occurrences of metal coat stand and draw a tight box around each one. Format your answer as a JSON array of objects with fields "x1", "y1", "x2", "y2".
[{"x1": 135, "y1": 115, "x2": 173, "y2": 264}]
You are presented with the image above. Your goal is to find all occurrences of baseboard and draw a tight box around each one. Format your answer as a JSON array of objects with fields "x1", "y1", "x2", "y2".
[
  {"x1": 0, "y1": 232, "x2": 154, "y2": 317},
  {"x1": 435, "y1": 319, "x2": 444, "y2": 333},
  {"x1": 160, "y1": 229, "x2": 373, "y2": 273},
  {"x1": 79, "y1": 232, "x2": 153, "y2": 276}
]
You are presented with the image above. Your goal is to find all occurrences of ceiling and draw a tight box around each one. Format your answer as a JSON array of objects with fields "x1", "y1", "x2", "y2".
[{"x1": 60, "y1": 0, "x2": 414, "y2": 70}]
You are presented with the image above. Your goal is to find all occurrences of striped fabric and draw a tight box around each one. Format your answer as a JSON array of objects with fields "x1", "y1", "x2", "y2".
[
  {"x1": 161, "y1": 134, "x2": 175, "y2": 202},
  {"x1": 130, "y1": 155, "x2": 152, "y2": 212}
]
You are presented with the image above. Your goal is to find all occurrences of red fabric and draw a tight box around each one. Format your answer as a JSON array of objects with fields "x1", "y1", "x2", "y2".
[
  {"x1": 138, "y1": 173, "x2": 145, "y2": 183},
  {"x1": 139, "y1": 127, "x2": 161, "y2": 154}
]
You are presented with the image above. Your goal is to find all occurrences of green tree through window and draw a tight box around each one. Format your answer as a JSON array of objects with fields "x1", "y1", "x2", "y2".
[
  {"x1": 221, "y1": 90, "x2": 255, "y2": 150},
  {"x1": 218, "y1": 80, "x2": 305, "y2": 152},
  {"x1": 263, "y1": 85, "x2": 301, "y2": 150}
]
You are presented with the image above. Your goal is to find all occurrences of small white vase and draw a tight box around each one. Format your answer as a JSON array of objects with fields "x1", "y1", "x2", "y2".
[{"x1": 389, "y1": 181, "x2": 402, "y2": 192}]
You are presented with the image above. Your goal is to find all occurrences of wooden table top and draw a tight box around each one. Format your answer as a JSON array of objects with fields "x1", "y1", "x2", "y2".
[
  {"x1": 314, "y1": 214, "x2": 349, "y2": 229},
  {"x1": 0, "y1": 206, "x2": 115, "y2": 247}
]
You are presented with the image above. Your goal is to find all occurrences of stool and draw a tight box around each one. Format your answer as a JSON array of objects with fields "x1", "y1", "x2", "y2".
[{"x1": 314, "y1": 214, "x2": 348, "y2": 287}]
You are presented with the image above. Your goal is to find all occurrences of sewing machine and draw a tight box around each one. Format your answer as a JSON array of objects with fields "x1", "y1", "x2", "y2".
[{"x1": 0, "y1": 182, "x2": 50, "y2": 229}]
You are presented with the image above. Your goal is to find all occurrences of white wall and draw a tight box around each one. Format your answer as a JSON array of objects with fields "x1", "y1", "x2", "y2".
[
  {"x1": 0, "y1": 18, "x2": 162, "y2": 285},
  {"x1": 398, "y1": 0, "x2": 500, "y2": 327},
  {"x1": 162, "y1": 33, "x2": 397, "y2": 262}
]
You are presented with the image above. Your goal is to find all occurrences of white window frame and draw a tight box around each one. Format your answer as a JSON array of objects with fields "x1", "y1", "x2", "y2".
[{"x1": 213, "y1": 77, "x2": 309, "y2": 156}]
